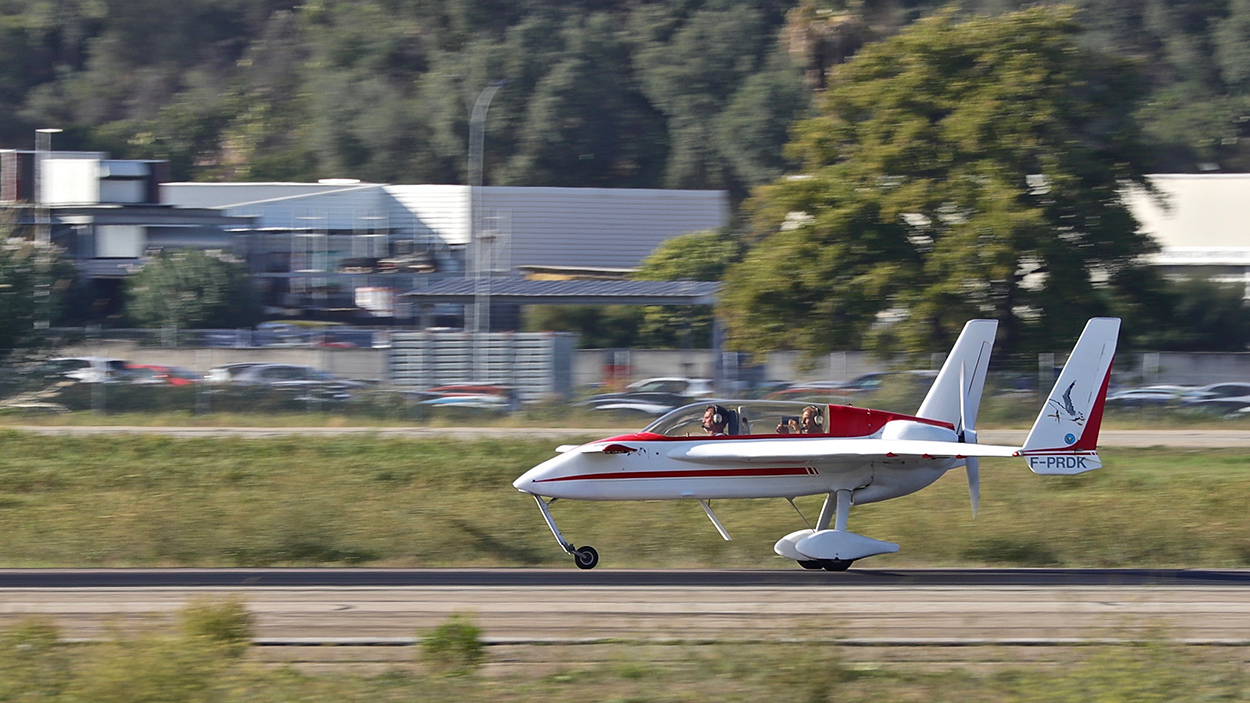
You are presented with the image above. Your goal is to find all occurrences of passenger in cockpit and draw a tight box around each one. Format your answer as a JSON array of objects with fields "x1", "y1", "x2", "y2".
[
  {"x1": 798, "y1": 405, "x2": 823, "y2": 433},
  {"x1": 777, "y1": 405, "x2": 823, "y2": 434}
]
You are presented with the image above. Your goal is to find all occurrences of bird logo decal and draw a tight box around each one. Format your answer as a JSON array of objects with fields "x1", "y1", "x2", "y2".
[{"x1": 1047, "y1": 381, "x2": 1086, "y2": 426}]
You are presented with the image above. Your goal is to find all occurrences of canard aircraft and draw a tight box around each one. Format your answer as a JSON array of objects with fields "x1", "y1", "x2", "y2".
[{"x1": 514, "y1": 318, "x2": 1120, "y2": 570}]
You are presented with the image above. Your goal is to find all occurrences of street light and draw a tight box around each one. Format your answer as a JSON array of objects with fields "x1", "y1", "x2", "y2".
[
  {"x1": 468, "y1": 80, "x2": 505, "y2": 383},
  {"x1": 34, "y1": 128, "x2": 62, "y2": 246},
  {"x1": 33, "y1": 128, "x2": 61, "y2": 331},
  {"x1": 469, "y1": 80, "x2": 505, "y2": 335}
]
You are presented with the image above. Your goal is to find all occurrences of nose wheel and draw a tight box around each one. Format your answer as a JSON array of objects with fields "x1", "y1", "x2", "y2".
[
  {"x1": 530, "y1": 494, "x2": 603, "y2": 570},
  {"x1": 573, "y1": 545, "x2": 599, "y2": 570}
]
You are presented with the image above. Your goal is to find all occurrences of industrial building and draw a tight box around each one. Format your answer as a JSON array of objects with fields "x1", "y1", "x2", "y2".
[
  {"x1": 162, "y1": 181, "x2": 729, "y2": 325},
  {"x1": 9, "y1": 147, "x2": 1250, "y2": 328},
  {"x1": 2, "y1": 149, "x2": 729, "y2": 327}
]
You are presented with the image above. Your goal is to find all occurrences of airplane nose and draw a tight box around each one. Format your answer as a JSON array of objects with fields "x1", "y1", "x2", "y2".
[
  {"x1": 514, "y1": 452, "x2": 573, "y2": 494},
  {"x1": 513, "y1": 468, "x2": 538, "y2": 493}
]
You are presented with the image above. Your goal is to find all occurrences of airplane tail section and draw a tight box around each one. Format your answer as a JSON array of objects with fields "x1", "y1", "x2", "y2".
[
  {"x1": 1020, "y1": 317, "x2": 1120, "y2": 475},
  {"x1": 916, "y1": 319, "x2": 998, "y2": 429}
]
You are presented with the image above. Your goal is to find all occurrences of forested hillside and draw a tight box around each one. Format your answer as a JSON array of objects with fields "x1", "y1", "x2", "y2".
[{"x1": 2, "y1": 0, "x2": 1249, "y2": 197}]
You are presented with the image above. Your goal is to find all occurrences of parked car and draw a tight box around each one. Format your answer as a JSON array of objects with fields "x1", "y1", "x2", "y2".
[
  {"x1": 221, "y1": 363, "x2": 365, "y2": 401},
  {"x1": 625, "y1": 377, "x2": 713, "y2": 397},
  {"x1": 1105, "y1": 385, "x2": 1191, "y2": 408},
  {"x1": 253, "y1": 322, "x2": 310, "y2": 347},
  {"x1": 411, "y1": 384, "x2": 520, "y2": 410},
  {"x1": 579, "y1": 391, "x2": 693, "y2": 417},
  {"x1": 1181, "y1": 382, "x2": 1250, "y2": 414},
  {"x1": 125, "y1": 364, "x2": 200, "y2": 386},
  {"x1": 765, "y1": 372, "x2": 938, "y2": 402},
  {"x1": 37, "y1": 357, "x2": 132, "y2": 384},
  {"x1": 205, "y1": 362, "x2": 269, "y2": 384}
]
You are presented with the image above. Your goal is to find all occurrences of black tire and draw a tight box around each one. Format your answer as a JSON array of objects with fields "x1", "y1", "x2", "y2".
[
  {"x1": 797, "y1": 560, "x2": 824, "y2": 570},
  {"x1": 573, "y1": 545, "x2": 599, "y2": 570},
  {"x1": 822, "y1": 559, "x2": 853, "y2": 572}
]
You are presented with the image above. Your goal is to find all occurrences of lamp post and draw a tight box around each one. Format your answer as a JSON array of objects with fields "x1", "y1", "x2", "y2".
[
  {"x1": 34, "y1": 128, "x2": 61, "y2": 332},
  {"x1": 34, "y1": 128, "x2": 61, "y2": 246},
  {"x1": 469, "y1": 80, "x2": 505, "y2": 332},
  {"x1": 468, "y1": 80, "x2": 504, "y2": 382}
]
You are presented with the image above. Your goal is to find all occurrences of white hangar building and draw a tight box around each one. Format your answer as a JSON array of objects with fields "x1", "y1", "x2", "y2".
[{"x1": 162, "y1": 181, "x2": 729, "y2": 323}]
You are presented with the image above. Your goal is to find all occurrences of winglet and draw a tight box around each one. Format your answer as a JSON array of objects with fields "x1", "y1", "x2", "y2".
[
  {"x1": 1020, "y1": 318, "x2": 1119, "y2": 474},
  {"x1": 916, "y1": 319, "x2": 998, "y2": 429}
]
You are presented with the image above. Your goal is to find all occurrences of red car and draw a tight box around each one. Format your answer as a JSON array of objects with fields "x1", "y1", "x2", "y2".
[{"x1": 125, "y1": 364, "x2": 200, "y2": 386}]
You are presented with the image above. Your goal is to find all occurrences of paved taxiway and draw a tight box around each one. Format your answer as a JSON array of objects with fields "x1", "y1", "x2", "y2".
[{"x1": 1, "y1": 569, "x2": 1248, "y2": 645}]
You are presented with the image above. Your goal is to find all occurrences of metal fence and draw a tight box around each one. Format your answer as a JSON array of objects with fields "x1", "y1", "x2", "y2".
[{"x1": 389, "y1": 331, "x2": 575, "y2": 403}]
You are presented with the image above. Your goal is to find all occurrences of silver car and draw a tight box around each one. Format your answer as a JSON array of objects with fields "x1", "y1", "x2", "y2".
[{"x1": 222, "y1": 363, "x2": 364, "y2": 400}]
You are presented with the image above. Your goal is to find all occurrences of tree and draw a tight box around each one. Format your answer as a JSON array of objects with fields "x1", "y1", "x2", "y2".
[
  {"x1": 523, "y1": 228, "x2": 741, "y2": 349},
  {"x1": 0, "y1": 216, "x2": 75, "y2": 361},
  {"x1": 502, "y1": 13, "x2": 667, "y2": 188},
  {"x1": 723, "y1": 6, "x2": 1159, "y2": 356},
  {"x1": 633, "y1": 228, "x2": 744, "y2": 348},
  {"x1": 125, "y1": 249, "x2": 261, "y2": 329}
]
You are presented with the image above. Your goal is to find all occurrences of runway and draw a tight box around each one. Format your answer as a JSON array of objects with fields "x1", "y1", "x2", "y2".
[
  {"x1": 1, "y1": 567, "x2": 1248, "y2": 588},
  {"x1": 1, "y1": 569, "x2": 1248, "y2": 647}
]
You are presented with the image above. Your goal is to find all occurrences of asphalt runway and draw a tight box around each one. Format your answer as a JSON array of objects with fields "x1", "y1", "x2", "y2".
[
  {"x1": 6, "y1": 426, "x2": 1250, "y2": 446},
  {"x1": 1, "y1": 569, "x2": 1248, "y2": 647},
  {"x1": 1, "y1": 567, "x2": 1248, "y2": 588}
]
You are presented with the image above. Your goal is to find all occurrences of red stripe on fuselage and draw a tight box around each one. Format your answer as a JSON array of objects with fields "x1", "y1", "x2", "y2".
[{"x1": 533, "y1": 466, "x2": 816, "y2": 483}]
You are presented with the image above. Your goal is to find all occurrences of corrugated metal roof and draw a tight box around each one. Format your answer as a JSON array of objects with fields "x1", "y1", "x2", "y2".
[
  {"x1": 401, "y1": 278, "x2": 720, "y2": 305},
  {"x1": 164, "y1": 182, "x2": 729, "y2": 269}
]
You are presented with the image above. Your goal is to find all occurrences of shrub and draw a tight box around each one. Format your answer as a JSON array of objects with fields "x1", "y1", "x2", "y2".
[
  {"x1": 420, "y1": 614, "x2": 485, "y2": 675},
  {"x1": 181, "y1": 596, "x2": 254, "y2": 657},
  {"x1": 0, "y1": 618, "x2": 71, "y2": 699}
]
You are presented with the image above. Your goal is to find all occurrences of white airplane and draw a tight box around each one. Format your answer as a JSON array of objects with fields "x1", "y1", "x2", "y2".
[{"x1": 514, "y1": 318, "x2": 1119, "y2": 570}]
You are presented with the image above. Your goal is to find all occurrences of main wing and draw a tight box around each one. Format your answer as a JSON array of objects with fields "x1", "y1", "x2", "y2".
[{"x1": 666, "y1": 438, "x2": 1019, "y2": 464}]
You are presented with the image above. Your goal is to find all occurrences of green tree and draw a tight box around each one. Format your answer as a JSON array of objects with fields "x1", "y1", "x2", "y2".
[
  {"x1": 125, "y1": 249, "x2": 261, "y2": 329},
  {"x1": 502, "y1": 13, "x2": 668, "y2": 187},
  {"x1": 634, "y1": 2, "x2": 772, "y2": 193},
  {"x1": 723, "y1": 6, "x2": 1158, "y2": 356},
  {"x1": 0, "y1": 216, "x2": 75, "y2": 360},
  {"x1": 633, "y1": 228, "x2": 744, "y2": 348}
]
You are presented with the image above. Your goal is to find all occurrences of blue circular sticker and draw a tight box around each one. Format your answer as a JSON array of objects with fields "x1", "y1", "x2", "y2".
[{"x1": 1064, "y1": 433, "x2": 1076, "y2": 445}]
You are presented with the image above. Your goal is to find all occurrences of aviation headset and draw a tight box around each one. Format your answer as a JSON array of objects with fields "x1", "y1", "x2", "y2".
[
  {"x1": 803, "y1": 405, "x2": 824, "y2": 426},
  {"x1": 707, "y1": 404, "x2": 729, "y2": 426}
]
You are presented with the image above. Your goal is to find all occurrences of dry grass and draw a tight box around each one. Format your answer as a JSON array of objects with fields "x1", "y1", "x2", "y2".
[{"x1": 0, "y1": 430, "x2": 1246, "y2": 569}]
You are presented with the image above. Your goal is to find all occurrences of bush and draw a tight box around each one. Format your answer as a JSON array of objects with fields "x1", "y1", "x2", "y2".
[
  {"x1": 181, "y1": 596, "x2": 254, "y2": 657},
  {"x1": 0, "y1": 618, "x2": 71, "y2": 700},
  {"x1": 420, "y1": 614, "x2": 485, "y2": 675}
]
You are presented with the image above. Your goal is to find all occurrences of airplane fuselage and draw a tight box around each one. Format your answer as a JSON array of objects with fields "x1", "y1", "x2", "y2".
[{"x1": 513, "y1": 431, "x2": 959, "y2": 504}]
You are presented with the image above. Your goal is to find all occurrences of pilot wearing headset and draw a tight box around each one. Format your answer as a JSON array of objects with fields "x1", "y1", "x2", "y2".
[
  {"x1": 777, "y1": 405, "x2": 823, "y2": 434},
  {"x1": 702, "y1": 404, "x2": 730, "y2": 436}
]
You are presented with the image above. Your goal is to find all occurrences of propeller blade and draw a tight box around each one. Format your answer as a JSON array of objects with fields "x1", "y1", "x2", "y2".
[{"x1": 967, "y1": 456, "x2": 980, "y2": 518}]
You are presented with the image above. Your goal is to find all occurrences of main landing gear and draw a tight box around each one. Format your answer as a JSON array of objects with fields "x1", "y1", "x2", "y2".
[
  {"x1": 776, "y1": 490, "x2": 896, "y2": 570},
  {"x1": 531, "y1": 495, "x2": 600, "y2": 570},
  {"x1": 797, "y1": 558, "x2": 853, "y2": 571}
]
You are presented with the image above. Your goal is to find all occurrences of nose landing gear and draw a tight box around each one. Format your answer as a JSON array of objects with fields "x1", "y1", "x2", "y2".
[{"x1": 530, "y1": 494, "x2": 601, "y2": 570}]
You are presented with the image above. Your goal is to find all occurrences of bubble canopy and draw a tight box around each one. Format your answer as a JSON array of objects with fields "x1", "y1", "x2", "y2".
[{"x1": 642, "y1": 401, "x2": 829, "y2": 438}]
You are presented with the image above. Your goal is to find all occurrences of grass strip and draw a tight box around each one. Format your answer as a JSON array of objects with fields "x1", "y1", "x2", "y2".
[{"x1": 0, "y1": 431, "x2": 1247, "y2": 568}]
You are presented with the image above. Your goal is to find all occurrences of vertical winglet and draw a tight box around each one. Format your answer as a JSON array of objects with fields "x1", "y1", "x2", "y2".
[
  {"x1": 916, "y1": 319, "x2": 998, "y2": 428},
  {"x1": 1020, "y1": 318, "x2": 1120, "y2": 475}
]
